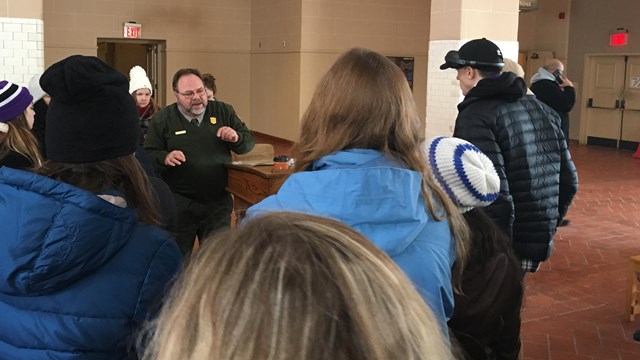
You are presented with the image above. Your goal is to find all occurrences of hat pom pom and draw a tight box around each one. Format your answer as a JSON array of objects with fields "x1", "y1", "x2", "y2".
[
  {"x1": 128, "y1": 66, "x2": 153, "y2": 95},
  {"x1": 129, "y1": 65, "x2": 147, "y2": 80}
]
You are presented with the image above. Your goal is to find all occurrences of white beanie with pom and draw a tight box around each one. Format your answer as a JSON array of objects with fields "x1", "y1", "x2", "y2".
[
  {"x1": 128, "y1": 65, "x2": 153, "y2": 95},
  {"x1": 422, "y1": 136, "x2": 500, "y2": 213},
  {"x1": 28, "y1": 73, "x2": 47, "y2": 103}
]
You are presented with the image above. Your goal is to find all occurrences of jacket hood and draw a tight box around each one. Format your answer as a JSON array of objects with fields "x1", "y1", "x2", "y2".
[
  {"x1": 458, "y1": 72, "x2": 527, "y2": 112},
  {"x1": 530, "y1": 67, "x2": 556, "y2": 84},
  {"x1": 0, "y1": 167, "x2": 138, "y2": 296},
  {"x1": 247, "y1": 149, "x2": 439, "y2": 256}
]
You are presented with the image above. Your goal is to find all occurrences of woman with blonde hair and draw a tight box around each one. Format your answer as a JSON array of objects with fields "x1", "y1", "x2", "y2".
[
  {"x1": 501, "y1": 58, "x2": 533, "y2": 95},
  {"x1": 0, "y1": 80, "x2": 43, "y2": 169},
  {"x1": 246, "y1": 47, "x2": 470, "y2": 329},
  {"x1": 141, "y1": 211, "x2": 454, "y2": 360}
]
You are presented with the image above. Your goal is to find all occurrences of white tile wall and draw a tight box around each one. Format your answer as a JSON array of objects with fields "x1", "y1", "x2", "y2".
[
  {"x1": 425, "y1": 39, "x2": 519, "y2": 138},
  {"x1": 0, "y1": 17, "x2": 45, "y2": 86}
]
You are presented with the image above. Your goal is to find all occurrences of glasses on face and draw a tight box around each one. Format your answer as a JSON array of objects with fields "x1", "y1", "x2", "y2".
[{"x1": 175, "y1": 87, "x2": 206, "y2": 99}]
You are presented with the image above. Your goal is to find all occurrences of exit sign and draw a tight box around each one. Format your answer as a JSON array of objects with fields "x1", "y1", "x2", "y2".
[
  {"x1": 610, "y1": 29, "x2": 628, "y2": 47},
  {"x1": 123, "y1": 22, "x2": 141, "y2": 39}
]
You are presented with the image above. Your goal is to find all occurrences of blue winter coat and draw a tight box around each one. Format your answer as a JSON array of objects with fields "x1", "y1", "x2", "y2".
[
  {"x1": 0, "y1": 167, "x2": 182, "y2": 360},
  {"x1": 246, "y1": 149, "x2": 456, "y2": 327}
]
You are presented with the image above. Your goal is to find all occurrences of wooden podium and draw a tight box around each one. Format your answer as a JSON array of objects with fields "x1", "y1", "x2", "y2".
[{"x1": 225, "y1": 163, "x2": 290, "y2": 226}]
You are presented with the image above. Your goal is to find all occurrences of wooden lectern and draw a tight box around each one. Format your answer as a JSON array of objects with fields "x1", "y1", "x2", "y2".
[
  {"x1": 225, "y1": 163, "x2": 290, "y2": 226},
  {"x1": 226, "y1": 142, "x2": 292, "y2": 226}
]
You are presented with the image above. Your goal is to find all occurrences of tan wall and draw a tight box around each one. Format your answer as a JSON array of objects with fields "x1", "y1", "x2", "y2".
[
  {"x1": 0, "y1": 0, "x2": 42, "y2": 18},
  {"x1": 250, "y1": 51, "x2": 301, "y2": 141},
  {"x1": 43, "y1": 0, "x2": 253, "y2": 124},
  {"x1": 249, "y1": 0, "x2": 302, "y2": 140},
  {"x1": 431, "y1": 0, "x2": 519, "y2": 41},
  {"x1": 518, "y1": 0, "x2": 571, "y2": 60},
  {"x1": 517, "y1": 11, "x2": 536, "y2": 51},
  {"x1": 298, "y1": 0, "x2": 431, "y2": 140},
  {"x1": 249, "y1": 0, "x2": 431, "y2": 141},
  {"x1": 568, "y1": 0, "x2": 640, "y2": 142}
]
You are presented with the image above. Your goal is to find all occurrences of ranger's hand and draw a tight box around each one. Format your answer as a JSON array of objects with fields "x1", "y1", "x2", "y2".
[
  {"x1": 164, "y1": 150, "x2": 186, "y2": 166},
  {"x1": 217, "y1": 126, "x2": 238, "y2": 143}
]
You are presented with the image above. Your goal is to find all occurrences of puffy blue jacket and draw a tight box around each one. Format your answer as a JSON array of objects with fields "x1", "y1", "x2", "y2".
[
  {"x1": 246, "y1": 149, "x2": 456, "y2": 327},
  {"x1": 0, "y1": 167, "x2": 182, "y2": 359}
]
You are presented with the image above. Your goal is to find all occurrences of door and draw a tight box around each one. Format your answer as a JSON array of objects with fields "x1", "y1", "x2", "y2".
[
  {"x1": 146, "y1": 44, "x2": 161, "y2": 106},
  {"x1": 584, "y1": 56, "x2": 626, "y2": 147},
  {"x1": 97, "y1": 39, "x2": 166, "y2": 107},
  {"x1": 621, "y1": 56, "x2": 640, "y2": 150}
]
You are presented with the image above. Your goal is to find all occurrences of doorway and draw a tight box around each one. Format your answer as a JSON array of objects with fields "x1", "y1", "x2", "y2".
[
  {"x1": 97, "y1": 38, "x2": 166, "y2": 107},
  {"x1": 583, "y1": 55, "x2": 640, "y2": 150}
]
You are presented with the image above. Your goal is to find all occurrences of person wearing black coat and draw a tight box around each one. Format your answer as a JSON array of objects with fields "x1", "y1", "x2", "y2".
[
  {"x1": 530, "y1": 59, "x2": 576, "y2": 140},
  {"x1": 440, "y1": 38, "x2": 578, "y2": 273}
]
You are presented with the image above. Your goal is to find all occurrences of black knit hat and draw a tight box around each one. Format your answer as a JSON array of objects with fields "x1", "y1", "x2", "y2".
[{"x1": 40, "y1": 55, "x2": 139, "y2": 163}]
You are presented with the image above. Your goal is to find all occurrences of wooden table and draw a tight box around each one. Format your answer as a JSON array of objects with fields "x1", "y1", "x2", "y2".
[{"x1": 225, "y1": 163, "x2": 291, "y2": 226}]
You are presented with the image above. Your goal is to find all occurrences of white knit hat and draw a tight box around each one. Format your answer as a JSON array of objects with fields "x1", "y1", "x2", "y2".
[
  {"x1": 128, "y1": 66, "x2": 153, "y2": 95},
  {"x1": 28, "y1": 73, "x2": 47, "y2": 103},
  {"x1": 422, "y1": 136, "x2": 500, "y2": 213}
]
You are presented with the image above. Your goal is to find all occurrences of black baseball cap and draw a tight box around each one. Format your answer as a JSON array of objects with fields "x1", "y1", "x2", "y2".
[{"x1": 439, "y1": 38, "x2": 504, "y2": 70}]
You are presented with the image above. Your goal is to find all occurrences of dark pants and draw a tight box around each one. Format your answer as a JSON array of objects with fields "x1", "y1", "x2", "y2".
[{"x1": 173, "y1": 192, "x2": 232, "y2": 256}]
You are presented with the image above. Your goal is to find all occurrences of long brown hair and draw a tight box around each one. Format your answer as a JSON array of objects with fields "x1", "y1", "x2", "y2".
[
  {"x1": 293, "y1": 47, "x2": 469, "y2": 274},
  {"x1": 0, "y1": 113, "x2": 43, "y2": 168},
  {"x1": 36, "y1": 154, "x2": 161, "y2": 226},
  {"x1": 141, "y1": 211, "x2": 454, "y2": 360}
]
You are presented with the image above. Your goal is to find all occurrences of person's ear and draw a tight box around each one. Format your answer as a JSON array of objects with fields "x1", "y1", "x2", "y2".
[{"x1": 461, "y1": 66, "x2": 474, "y2": 79}]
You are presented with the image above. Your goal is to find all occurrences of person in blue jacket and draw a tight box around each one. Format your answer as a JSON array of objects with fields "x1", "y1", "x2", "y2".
[
  {"x1": 0, "y1": 55, "x2": 182, "y2": 360},
  {"x1": 246, "y1": 48, "x2": 470, "y2": 329}
]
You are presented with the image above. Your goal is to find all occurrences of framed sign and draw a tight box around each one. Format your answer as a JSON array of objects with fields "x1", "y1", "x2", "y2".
[{"x1": 387, "y1": 56, "x2": 414, "y2": 91}]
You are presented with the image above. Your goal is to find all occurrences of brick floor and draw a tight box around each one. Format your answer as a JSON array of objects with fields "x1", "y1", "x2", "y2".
[{"x1": 521, "y1": 145, "x2": 640, "y2": 360}]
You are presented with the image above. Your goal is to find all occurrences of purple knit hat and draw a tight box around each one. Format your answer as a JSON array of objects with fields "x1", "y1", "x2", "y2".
[{"x1": 0, "y1": 80, "x2": 33, "y2": 123}]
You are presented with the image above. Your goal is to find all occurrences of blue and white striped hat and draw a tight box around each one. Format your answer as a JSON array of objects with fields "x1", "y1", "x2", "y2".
[{"x1": 423, "y1": 136, "x2": 500, "y2": 213}]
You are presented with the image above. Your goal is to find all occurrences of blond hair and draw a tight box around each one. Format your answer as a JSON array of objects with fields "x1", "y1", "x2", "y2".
[
  {"x1": 141, "y1": 212, "x2": 454, "y2": 360},
  {"x1": 0, "y1": 112, "x2": 43, "y2": 168},
  {"x1": 501, "y1": 58, "x2": 525, "y2": 78},
  {"x1": 292, "y1": 47, "x2": 469, "y2": 277}
]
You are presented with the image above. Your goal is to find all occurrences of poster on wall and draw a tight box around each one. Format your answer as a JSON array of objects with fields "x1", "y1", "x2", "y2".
[{"x1": 387, "y1": 56, "x2": 414, "y2": 92}]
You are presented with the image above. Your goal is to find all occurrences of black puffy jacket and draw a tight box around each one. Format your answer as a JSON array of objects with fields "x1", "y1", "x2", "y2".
[{"x1": 453, "y1": 72, "x2": 578, "y2": 263}]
